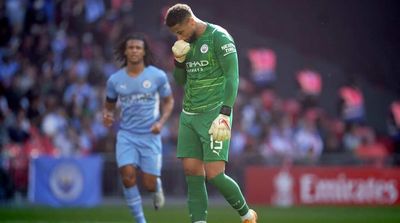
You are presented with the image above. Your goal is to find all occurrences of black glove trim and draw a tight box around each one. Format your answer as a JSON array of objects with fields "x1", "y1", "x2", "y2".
[
  {"x1": 220, "y1": 105, "x2": 232, "y2": 116},
  {"x1": 174, "y1": 60, "x2": 186, "y2": 68},
  {"x1": 106, "y1": 97, "x2": 118, "y2": 103}
]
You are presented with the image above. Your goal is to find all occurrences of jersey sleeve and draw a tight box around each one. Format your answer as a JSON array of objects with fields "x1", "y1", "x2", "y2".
[
  {"x1": 214, "y1": 30, "x2": 239, "y2": 108},
  {"x1": 158, "y1": 71, "x2": 172, "y2": 98},
  {"x1": 105, "y1": 77, "x2": 118, "y2": 102},
  {"x1": 172, "y1": 66, "x2": 187, "y2": 86}
]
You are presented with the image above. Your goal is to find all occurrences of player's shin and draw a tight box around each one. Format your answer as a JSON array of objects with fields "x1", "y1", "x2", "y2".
[
  {"x1": 123, "y1": 186, "x2": 147, "y2": 223},
  {"x1": 208, "y1": 173, "x2": 250, "y2": 216},
  {"x1": 186, "y1": 175, "x2": 208, "y2": 222}
]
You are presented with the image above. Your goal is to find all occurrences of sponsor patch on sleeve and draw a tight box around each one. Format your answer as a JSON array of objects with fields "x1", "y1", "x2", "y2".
[{"x1": 221, "y1": 43, "x2": 236, "y2": 56}]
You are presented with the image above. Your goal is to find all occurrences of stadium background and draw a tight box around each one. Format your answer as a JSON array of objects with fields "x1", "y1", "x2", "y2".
[{"x1": 1, "y1": 0, "x2": 400, "y2": 222}]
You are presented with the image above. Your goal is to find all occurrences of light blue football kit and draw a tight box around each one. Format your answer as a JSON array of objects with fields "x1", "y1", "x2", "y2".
[{"x1": 106, "y1": 65, "x2": 172, "y2": 176}]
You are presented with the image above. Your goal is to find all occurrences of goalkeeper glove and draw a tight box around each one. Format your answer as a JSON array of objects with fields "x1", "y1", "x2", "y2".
[
  {"x1": 208, "y1": 106, "x2": 232, "y2": 141},
  {"x1": 172, "y1": 40, "x2": 190, "y2": 63}
]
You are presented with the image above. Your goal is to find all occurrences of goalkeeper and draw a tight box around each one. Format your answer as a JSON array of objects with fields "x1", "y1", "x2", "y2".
[{"x1": 165, "y1": 4, "x2": 257, "y2": 223}]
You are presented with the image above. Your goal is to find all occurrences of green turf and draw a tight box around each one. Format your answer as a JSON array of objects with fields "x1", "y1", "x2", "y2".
[{"x1": 1, "y1": 204, "x2": 400, "y2": 223}]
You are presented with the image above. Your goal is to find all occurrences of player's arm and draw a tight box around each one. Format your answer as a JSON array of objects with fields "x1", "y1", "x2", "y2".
[
  {"x1": 216, "y1": 32, "x2": 239, "y2": 114},
  {"x1": 171, "y1": 40, "x2": 190, "y2": 86},
  {"x1": 103, "y1": 99, "x2": 116, "y2": 127},
  {"x1": 173, "y1": 63, "x2": 187, "y2": 86},
  {"x1": 159, "y1": 95, "x2": 174, "y2": 125},
  {"x1": 103, "y1": 78, "x2": 118, "y2": 127},
  {"x1": 151, "y1": 95, "x2": 174, "y2": 134},
  {"x1": 151, "y1": 73, "x2": 175, "y2": 134},
  {"x1": 208, "y1": 31, "x2": 239, "y2": 141}
]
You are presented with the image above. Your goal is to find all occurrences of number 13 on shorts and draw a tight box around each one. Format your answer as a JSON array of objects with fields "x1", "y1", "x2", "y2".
[{"x1": 210, "y1": 135, "x2": 223, "y2": 156}]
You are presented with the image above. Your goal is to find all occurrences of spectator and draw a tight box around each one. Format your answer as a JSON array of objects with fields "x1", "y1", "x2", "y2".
[
  {"x1": 296, "y1": 69, "x2": 322, "y2": 109},
  {"x1": 388, "y1": 100, "x2": 400, "y2": 162},
  {"x1": 268, "y1": 114, "x2": 295, "y2": 161},
  {"x1": 293, "y1": 109, "x2": 324, "y2": 163},
  {"x1": 338, "y1": 85, "x2": 365, "y2": 124},
  {"x1": 355, "y1": 127, "x2": 389, "y2": 165}
]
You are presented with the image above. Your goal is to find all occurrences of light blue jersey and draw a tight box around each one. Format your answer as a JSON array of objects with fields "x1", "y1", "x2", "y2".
[
  {"x1": 106, "y1": 65, "x2": 172, "y2": 174},
  {"x1": 106, "y1": 65, "x2": 172, "y2": 134}
]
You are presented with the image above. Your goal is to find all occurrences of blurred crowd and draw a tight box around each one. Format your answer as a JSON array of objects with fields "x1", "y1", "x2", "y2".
[{"x1": 1, "y1": 0, "x2": 399, "y2": 201}]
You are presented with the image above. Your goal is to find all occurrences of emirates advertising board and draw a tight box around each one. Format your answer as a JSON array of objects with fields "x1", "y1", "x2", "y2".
[{"x1": 245, "y1": 166, "x2": 400, "y2": 206}]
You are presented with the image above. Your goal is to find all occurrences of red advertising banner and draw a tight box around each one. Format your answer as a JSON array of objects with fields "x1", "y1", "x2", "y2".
[{"x1": 245, "y1": 166, "x2": 400, "y2": 206}]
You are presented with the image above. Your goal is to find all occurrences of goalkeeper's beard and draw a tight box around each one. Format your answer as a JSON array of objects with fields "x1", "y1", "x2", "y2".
[{"x1": 187, "y1": 33, "x2": 197, "y2": 43}]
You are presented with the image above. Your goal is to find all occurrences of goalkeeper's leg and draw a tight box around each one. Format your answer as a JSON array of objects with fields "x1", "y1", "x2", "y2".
[
  {"x1": 183, "y1": 158, "x2": 208, "y2": 223},
  {"x1": 177, "y1": 114, "x2": 210, "y2": 222},
  {"x1": 206, "y1": 161, "x2": 257, "y2": 222}
]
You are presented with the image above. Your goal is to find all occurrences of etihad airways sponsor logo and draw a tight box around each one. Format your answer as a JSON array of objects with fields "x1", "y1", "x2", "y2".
[
  {"x1": 300, "y1": 174, "x2": 398, "y2": 204},
  {"x1": 186, "y1": 60, "x2": 209, "y2": 72},
  {"x1": 119, "y1": 93, "x2": 154, "y2": 104},
  {"x1": 186, "y1": 60, "x2": 209, "y2": 68}
]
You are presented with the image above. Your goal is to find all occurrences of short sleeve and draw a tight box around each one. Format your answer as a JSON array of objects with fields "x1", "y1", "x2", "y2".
[
  {"x1": 106, "y1": 77, "x2": 118, "y2": 101},
  {"x1": 158, "y1": 71, "x2": 172, "y2": 98}
]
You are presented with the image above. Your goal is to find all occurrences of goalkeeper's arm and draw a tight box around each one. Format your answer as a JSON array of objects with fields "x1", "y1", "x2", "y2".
[
  {"x1": 173, "y1": 64, "x2": 187, "y2": 86},
  {"x1": 208, "y1": 36, "x2": 239, "y2": 141},
  {"x1": 218, "y1": 48, "x2": 239, "y2": 115},
  {"x1": 171, "y1": 40, "x2": 190, "y2": 86},
  {"x1": 208, "y1": 49, "x2": 239, "y2": 141}
]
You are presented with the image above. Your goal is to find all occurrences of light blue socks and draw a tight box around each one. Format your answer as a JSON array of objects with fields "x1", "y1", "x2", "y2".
[
  {"x1": 156, "y1": 177, "x2": 162, "y2": 192},
  {"x1": 124, "y1": 185, "x2": 146, "y2": 223}
]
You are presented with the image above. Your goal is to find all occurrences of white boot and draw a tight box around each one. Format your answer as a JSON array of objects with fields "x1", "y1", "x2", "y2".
[{"x1": 153, "y1": 178, "x2": 165, "y2": 210}]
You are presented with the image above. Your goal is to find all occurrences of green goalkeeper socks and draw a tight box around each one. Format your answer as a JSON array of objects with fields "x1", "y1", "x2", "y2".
[
  {"x1": 186, "y1": 175, "x2": 208, "y2": 222},
  {"x1": 208, "y1": 173, "x2": 250, "y2": 216}
]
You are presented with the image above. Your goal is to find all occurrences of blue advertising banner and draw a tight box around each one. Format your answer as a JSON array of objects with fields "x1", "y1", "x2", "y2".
[{"x1": 28, "y1": 155, "x2": 103, "y2": 207}]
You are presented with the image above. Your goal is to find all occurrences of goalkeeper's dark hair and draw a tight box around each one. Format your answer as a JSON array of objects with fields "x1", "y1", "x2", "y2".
[
  {"x1": 114, "y1": 33, "x2": 154, "y2": 67},
  {"x1": 165, "y1": 3, "x2": 193, "y2": 27}
]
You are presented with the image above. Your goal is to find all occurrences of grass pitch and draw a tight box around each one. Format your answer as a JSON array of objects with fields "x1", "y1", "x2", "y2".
[{"x1": 1, "y1": 204, "x2": 400, "y2": 223}]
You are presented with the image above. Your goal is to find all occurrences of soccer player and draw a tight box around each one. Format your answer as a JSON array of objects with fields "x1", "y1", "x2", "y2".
[
  {"x1": 103, "y1": 33, "x2": 174, "y2": 223},
  {"x1": 165, "y1": 4, "x2": 258, "y2": 223}
]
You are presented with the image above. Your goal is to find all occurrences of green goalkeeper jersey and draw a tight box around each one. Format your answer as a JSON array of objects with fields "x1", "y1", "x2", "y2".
[{"x1": 173, "y1": 23, "x2": 239, "y2": 113}]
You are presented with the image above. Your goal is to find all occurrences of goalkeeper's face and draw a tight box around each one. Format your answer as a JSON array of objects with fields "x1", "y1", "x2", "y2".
[
  {"x1": 169, "y1": 17, "x2": 197, "y2": 43},
  {"x1": 124, "y1": 39, "x2": 145, "y2": 65}
]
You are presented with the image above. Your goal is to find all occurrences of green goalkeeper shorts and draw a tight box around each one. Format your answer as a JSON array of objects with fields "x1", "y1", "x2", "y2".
[{"x1": 176, "y1": 108, "x2": 232, "y2": 162}]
